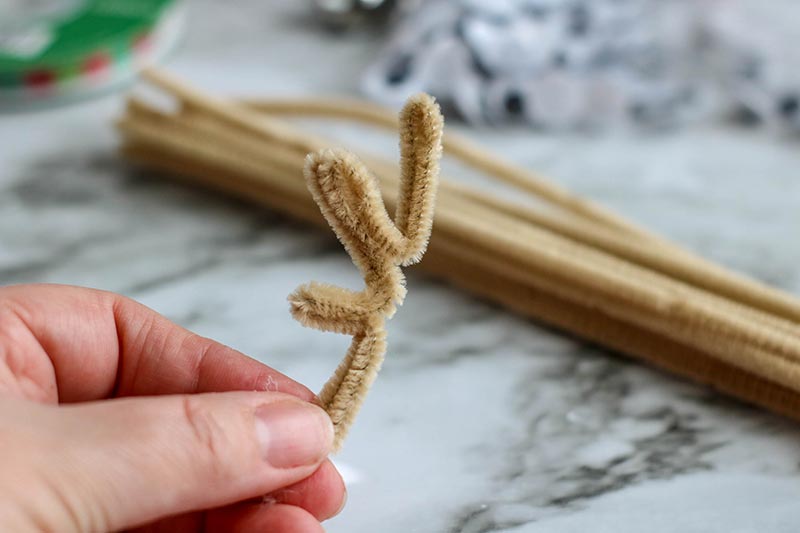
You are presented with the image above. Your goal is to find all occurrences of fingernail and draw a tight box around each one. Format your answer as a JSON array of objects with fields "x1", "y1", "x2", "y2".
[{"x1": 255, "y1": 401, "x2": 333, "y2": 468}]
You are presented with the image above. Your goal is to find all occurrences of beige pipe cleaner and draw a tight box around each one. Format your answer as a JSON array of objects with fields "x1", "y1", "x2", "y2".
[{"x1": 288, "y1": 94, "x2": 443, "y2": 450}]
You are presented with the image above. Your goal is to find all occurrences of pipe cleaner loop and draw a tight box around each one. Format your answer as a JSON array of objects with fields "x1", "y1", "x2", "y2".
[{"x1": 288, "y1": 93, "x2": 443, "y2": 450}]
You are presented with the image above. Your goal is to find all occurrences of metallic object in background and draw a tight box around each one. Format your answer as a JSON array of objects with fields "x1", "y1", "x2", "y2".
[{"x1": 311, "y1": 0, "x2": 401, "y2": 31}]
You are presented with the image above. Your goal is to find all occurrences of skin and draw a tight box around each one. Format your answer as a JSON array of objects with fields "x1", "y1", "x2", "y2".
[{"x1": 0, "y1": 284, "x2": 346, "y2": 532}]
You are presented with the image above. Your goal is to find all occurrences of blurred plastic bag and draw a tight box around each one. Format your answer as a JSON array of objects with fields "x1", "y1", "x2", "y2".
[{"x1": 362, "y1": 0, "x2": 800, "y2": 132}]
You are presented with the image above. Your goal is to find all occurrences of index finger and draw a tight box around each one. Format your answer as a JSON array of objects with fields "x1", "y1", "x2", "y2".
[{"x1": 0, "y1": 284, "x2": 314, "y2": 403}]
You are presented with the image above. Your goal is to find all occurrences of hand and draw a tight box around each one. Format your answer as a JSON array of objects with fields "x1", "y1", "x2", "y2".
[{"x1": 0, "y1": 284, "x2": 345, "y2": 532}]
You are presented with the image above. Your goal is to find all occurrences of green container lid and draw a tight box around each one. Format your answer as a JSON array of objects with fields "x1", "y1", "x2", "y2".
[{"x1": 0, "y1": 0, "x2": 184, "y2": 110}]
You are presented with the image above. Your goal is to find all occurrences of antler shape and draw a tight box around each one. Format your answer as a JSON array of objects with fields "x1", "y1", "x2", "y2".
[{"x1": 289, "y1": 94, "x2": 443, "y2": 450}]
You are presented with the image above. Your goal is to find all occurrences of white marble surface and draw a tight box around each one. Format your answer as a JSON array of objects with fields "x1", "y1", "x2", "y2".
[{"x1": 2, "y1": 3, "x2": 800, "y2": 532}]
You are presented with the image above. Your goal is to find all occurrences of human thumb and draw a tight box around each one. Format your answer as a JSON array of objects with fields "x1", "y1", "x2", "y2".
[{"x1": 0, "y1": 392, "x2": 333, "y2": 532}]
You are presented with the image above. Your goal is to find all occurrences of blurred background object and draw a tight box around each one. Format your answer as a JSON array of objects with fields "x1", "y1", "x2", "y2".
[
  {"x1": 310, "y1": 0, "x2": 401, "y2": 31},
  {"x1": 705, "y1": 0, "x2": 800, "y2": 132},
  {"x1": 0, "y1": 0, "x2": 184, "y2": 111},
  {"x1": 7, "y1": 0, "x2": 800, "y2": 134},
  {"x1": 338, "y1": 0, "x2": 800, "y2": 133}
]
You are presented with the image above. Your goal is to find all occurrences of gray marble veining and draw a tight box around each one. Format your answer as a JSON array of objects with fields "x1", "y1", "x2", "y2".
[{"x1": 1, "y1": 3, "x2": 800, "y2": 532}]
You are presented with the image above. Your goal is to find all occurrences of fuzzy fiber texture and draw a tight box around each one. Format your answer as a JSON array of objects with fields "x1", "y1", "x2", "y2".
[{"x1": 289, "y1": 93, "x2": 443, "y2": 450}]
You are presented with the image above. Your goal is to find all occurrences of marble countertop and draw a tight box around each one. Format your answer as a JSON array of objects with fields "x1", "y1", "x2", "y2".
[{"x1": 2, "y1": 3, "x2": 800, "y2": 532}]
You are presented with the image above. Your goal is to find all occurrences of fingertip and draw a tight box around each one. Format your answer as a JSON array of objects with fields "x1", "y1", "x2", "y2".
[
  {"x1": 270, "y1": 460, "x2": 347, "y2": 521},
  {"x1": 207, "y1": 502, "x2": 325, "y2": 533}
]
